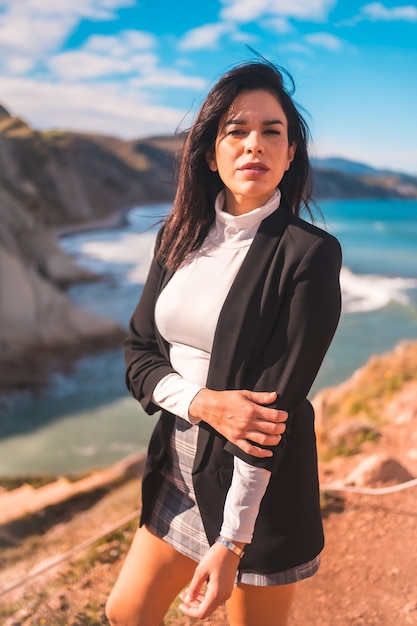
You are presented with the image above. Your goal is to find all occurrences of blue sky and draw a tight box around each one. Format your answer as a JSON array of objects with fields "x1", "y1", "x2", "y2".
[{"x1": 1, "y1": 0, "x2": 416, "y2": 174}]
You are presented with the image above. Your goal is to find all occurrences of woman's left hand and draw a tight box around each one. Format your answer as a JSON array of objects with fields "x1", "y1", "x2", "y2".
[{"x1": 178, "y1": 541, "x2": 242, "y2": 619}]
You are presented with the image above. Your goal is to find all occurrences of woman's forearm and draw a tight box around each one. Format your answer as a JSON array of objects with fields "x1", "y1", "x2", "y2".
[
  {"x1": 220, "y1": 457, "x2": 271, "y2": 543},
  {"x1": 153, "y1": 376, "x2": 274, "y2": 544},
  {"x1": 152, "y1": 373, "x2": 204, "y2": 424}
]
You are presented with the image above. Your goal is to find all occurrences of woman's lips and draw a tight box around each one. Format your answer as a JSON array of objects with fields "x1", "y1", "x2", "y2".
[{"x1": 239, "y1": 162, "x2": 269, "y2": 175}]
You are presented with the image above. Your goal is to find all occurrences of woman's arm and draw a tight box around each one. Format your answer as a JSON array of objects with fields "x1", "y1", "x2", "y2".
[
  {"x1": 224, "y1": 232, "x2": 342, "y2": 472},
  {"x1": 153, "y1": 374, "x2": 287, "y2": 455},
  {"x1": 124, "y1": 247, "x2": 177, "y2": 414},
  {"x1": 178, "y1": 459, "x2": 270, "y2": 620},
  {"x1": 154, "y1": 375, "x2": 272, "y2": 620},
  {"x1": 153, "y1": 372, "x2": 273, "y2": 621},
  {"x1": 153, "y1": 374, "x2": 273, "y2": 541},
  {"x1": 189, "y1": 387, "x2": 287, "y2": 457},
  {"x1": 220, "y1": 456, "x2": 270, "y2": 542}
]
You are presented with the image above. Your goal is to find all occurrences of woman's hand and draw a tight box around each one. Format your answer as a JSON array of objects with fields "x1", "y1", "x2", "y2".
[
  {"x1": 178, "y1": 541, "x2": 242, "y2": 619},
  {"x1": 189, "y1": 389, "x2": 287, "y2": 458}
]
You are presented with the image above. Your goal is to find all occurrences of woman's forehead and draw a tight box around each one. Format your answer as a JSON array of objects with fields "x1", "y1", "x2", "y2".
[{"x1": 221, "y1": 89, "x2": 287, "y2": 123}]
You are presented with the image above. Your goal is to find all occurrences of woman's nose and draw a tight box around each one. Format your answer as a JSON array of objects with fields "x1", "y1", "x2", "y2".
[{"x1": 244, "y1": 131, "x2": 263, "y2": 154}]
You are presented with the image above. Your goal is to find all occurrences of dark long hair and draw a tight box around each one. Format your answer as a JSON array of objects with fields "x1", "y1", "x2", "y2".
[{"x1": 158, "y1": 59, "x2": 314, "y2": 269}]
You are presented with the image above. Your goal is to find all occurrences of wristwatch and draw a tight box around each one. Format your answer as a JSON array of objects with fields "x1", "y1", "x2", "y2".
[{"x1": 215, "y1": 535, "x2": 245, "y2": 559}]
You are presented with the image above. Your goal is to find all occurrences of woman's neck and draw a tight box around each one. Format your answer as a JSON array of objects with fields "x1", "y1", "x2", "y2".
[{"x1": 222, "y1": 190, "x2": 277, "y2": 215}]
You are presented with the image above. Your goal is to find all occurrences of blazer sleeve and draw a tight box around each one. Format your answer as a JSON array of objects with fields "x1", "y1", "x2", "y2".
[
  {"x1": 124, "y1": 230, "x2": 177, "y2": 414},
  {"x1": 225, "y1": 232, "x2": 342, "y2": 472}
]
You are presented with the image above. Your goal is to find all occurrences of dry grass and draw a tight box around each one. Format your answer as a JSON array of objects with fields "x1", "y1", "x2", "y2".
[
  {"x1": 0, "y1": 480, "x2": 228, "y2": 625},
  {"x1": 326, "y1": 341, "x2": 416, "y2": 422},
  {"x1": 315, "y1": 340, "x2": 417, "y2": 458}
]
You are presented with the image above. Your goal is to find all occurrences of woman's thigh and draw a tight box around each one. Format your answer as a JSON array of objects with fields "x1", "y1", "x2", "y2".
[
  {"x1": 227, "y1": 581, "x2": 297, "y2": 626},
  {"x1": 106, "y1": 525, "x2": 197, "y2": 626}
]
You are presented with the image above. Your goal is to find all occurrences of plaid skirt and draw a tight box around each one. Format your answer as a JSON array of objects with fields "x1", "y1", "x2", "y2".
[{"x1": 147, "y1": 417, "x2": 320, "y2": 586}]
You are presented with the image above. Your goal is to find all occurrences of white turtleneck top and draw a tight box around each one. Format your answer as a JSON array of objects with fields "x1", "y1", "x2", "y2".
[{"x1": 152, "y1": 190, "x2": 281, "y2": 543}]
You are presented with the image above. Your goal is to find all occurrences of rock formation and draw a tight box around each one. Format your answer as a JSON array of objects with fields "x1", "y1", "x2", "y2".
[{"x1": 0, "y1": 106, "x2": 179, "y2": 391}]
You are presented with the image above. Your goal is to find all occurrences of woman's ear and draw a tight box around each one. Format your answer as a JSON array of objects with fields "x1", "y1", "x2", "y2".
[
  {"x1": 206, "y1": 152, "x2": 217, "y2": 172},
  {"x1": 285, "y1": 142, "x2": 297, "y2": 171}
]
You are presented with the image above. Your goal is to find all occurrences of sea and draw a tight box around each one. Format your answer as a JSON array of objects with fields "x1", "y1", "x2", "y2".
[{"x1": 1, "y1": 199, "x2": 416, "y2": 476}]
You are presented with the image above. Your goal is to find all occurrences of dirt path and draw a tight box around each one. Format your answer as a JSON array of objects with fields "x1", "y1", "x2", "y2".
[{"x1": 289, "y1": 488, "x2": 417, "y2": 625}]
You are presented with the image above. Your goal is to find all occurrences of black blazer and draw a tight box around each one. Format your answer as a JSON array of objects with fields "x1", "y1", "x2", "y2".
[{"x1": 125, "y1": 205, "x2": 342, "y2": 573}]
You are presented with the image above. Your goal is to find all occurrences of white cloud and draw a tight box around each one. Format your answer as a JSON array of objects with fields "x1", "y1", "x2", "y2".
[
  {"x1": 361, "y1": 2, "x2": 417, "y2": 22},
  {"x1": 4, "y1": 56, "x2": 36, "y2": 74},
  {"x1": 48, "y1": 30, "x2": 160, "y2": 81},
  {"x1": 0, "y1": 76, "x2": 187, "y2": 138},
  {"x1": 49, "y1": 50, "x2": 158, "y2": 81},
  {"x1": 179, "y1": 23, "x2": 229, "y2": 51},
  {"x1": 341, "y1": 2, "x2": 417, "y2": 26},
  {"x1": 219, "y1": 0, "x2": 336, "y2": 24},
  {"x1": 86, "y1": 31, "x2": 157, "y2": 55},
  {"x1": 46, "y1": 28, "x2": 206, "y2": 89},
  {"x1": 305, "y1": 32, "x2": 344, "y2": 51},
  {"x1": 0, "y1": 0, "x2": 134, "y2": 73},
  {"x1": 178, "y1": 1, "x2": 336, "y2": 50},
  {"x1": 0, "y1": 0, "x2": 133, "y2": 20},
  {"x1": 131, "y1": 71, "x2": 207, "y2": 90},
  {"x1": 0, "y1": 11, "x2": 74, "y2": 60}
]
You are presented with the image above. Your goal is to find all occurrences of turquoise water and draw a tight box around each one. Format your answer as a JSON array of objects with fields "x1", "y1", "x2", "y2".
[{"x1": 1, "y1": 199, "x2": 416, "y2": 476}]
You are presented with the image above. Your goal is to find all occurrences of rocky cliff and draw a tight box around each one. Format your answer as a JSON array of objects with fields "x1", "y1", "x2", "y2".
[{"x1": 0, "y1": 105, "x2": 180, "y2": 391}]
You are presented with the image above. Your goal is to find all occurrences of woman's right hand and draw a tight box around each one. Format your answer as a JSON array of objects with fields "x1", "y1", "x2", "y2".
[
  {"x1": 179, "y1": 538, "x2": 243, "y2": 619},
  {"x1": 188, "y1": 389, "x2": 287, "y2": 458}
]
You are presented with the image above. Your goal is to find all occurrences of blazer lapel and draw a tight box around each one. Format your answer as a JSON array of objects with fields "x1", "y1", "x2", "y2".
[{"x1": 193, "y1": 206, "x2": 290, "y2": 472}]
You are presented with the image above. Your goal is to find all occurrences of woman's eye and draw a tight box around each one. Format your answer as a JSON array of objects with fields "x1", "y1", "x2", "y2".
[
  {"x1": 264, "y1": 129, "x2": 280, "y2": 135},
  {"x1": 227, "y1": 129, "x2": 245, "y2": 136}
]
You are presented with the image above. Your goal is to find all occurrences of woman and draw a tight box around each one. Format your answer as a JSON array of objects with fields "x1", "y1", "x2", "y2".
[{"x1": 106, "y1": 60, "x2": 342, "y2": 626}]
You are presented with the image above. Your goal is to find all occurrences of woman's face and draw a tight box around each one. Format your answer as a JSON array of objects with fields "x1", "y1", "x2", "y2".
[{"x1": 207, "y1": 89, "x2": 296, "y2": 215}]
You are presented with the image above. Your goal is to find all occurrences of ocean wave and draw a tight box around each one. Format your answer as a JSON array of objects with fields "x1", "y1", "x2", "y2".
[
  {"x1": 63, "y1": 229, "x2": 417, "y2": 315},
  {"x1": 71, "y1": 231, "x2": 157, "y2": 283},
  {"x1": 341, "y1": 267, "x2": 417, "y2": 313}
]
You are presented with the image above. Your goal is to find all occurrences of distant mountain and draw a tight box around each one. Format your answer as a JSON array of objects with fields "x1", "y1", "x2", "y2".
[
  {"x1": 311, "y1": 156, "x2": 417, "y2": 200},
  {"x1": 311, "y1": 156, "x2": 379, "y2": 176},
  {"x1": 0, "y1": 111, "x2": 180, "y2": 230}
]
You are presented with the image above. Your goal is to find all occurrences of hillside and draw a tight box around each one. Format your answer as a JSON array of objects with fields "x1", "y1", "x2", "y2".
[
  {"x1": 0, "y1": 341, "x2": 416, "y2": 625},
  {"x1": 0, "y1": 106, "x2": 181, "y2": 390},
  {"x1": 313, "y1": 166, "x2": 417, "y2": 199},
  {"x1": 0, "y1": 105, "x2": 179, "y2": 228}
]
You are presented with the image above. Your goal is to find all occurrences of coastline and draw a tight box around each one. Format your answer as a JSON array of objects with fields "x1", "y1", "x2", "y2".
[
  {"x1": 54, "y1": 197, "x2": 170, "y2": 239},
  {"x1": 54, "y1": 206, "x2": 132, "y2": 238},
  {"x1": 0, "y1": 202, "x2": 162, "y2": 397},
  {"x1": 0, "y1": 330, "x2": 126, "y2": 398}
]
